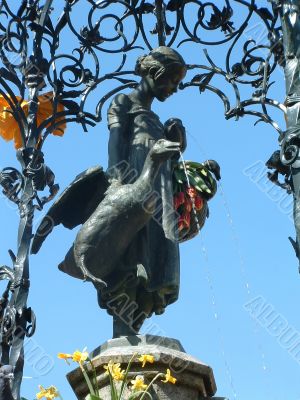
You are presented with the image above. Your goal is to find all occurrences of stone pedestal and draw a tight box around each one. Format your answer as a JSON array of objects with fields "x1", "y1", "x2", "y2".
[{"x1": 67, "y1": 335, "x2": 226, "y2": 399}]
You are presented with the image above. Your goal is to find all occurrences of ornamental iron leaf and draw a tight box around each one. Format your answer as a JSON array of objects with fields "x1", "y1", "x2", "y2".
[{"x1": 206, "y1": 6, "x2": 234, "y2": 34}]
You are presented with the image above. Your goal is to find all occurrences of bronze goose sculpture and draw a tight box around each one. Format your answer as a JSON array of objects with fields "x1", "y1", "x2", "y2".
[{"x1": 31, "y1": 139, "x2": 180, "y2": 287}]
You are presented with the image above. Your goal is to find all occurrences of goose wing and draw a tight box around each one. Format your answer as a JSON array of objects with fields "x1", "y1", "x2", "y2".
[{"x1": 31, "y1": 166, "x2": 109, "y2": 254}]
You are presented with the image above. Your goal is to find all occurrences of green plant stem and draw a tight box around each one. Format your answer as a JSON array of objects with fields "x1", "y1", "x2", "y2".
[
  {"x1": 88, "y1": 359, "x2": 100, "y2": 395},
  {"x1": 118, "y1": 353, "x2": 138, "y2": 400},
  {"x1": 139, "y1": 373, "x2": 165, "y2": 400},
  {"x1": 128, "y1": 390, "x2": 152, "y2": 400},
  {"x1": 81, "y1": 364, "x2": 96, "y2": 396},
  {"x1": 108, "y1": 371, "x2": 118, "y2": 400}
]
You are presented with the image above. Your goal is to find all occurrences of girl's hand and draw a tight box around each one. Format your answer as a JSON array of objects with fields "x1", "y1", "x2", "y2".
[{"x1": 164, "y1": 118, "x2": 187, "y2": 154}]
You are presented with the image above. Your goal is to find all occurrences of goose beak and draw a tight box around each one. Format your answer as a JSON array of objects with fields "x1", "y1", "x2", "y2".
[
  {"x1": 165, "y1": 141, "x2": 181, "y2": 153},
  {"x1": 151, "y1": 139, "x2": 181, "y2": 161},
  {"x1": 162, "y1": 141, "x2": 181, "y2": 158}
]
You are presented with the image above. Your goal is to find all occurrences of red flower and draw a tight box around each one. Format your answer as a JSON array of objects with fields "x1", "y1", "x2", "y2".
[
  {"x1": 194, "y1": 195, "x2": 204, "y2": 211},
  {"x1": 178, "y1": 191, "x2": 185, "y2": 204},
  {"x1": 185, "y1": 197, "x2": 193, "y2": 212},
  {"x1": 178, "y1": 220, "x2": 185, "y2": 231},
  {"x1": 173, "y1": 192, "x2": 185, "y2": 210},
  {"x1": 173, "y1": 196, "x2": 180, "y2": 210},
  {"x1": 178, "y1": 211, "x2": 191, "y2": 231},
  {"x1": 186, "y1": 186, "x2": 197, "y2": 199}
]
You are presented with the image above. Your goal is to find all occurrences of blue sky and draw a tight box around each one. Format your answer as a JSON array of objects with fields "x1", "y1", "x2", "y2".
[{"x1": 0, "y1": 1, "x2": 300, "y2": 399}]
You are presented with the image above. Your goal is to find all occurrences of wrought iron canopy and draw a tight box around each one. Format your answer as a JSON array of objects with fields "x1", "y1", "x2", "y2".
[{"x1": 0, "y1": 1, "x2": 292, "y2": 399}]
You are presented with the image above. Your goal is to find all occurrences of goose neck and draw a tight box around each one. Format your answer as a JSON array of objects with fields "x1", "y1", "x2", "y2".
[{"x1": 139, "y1": 155, "x2": 162, "y2": 188}]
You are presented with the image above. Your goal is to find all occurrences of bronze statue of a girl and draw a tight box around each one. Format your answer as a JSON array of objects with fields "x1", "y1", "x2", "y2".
[
  {"x1": 32, "y1": 47, "x2": 187, "y2": 338},
  {"x1": 106, "y1": 47, "x2": 187, "y2": 336}
]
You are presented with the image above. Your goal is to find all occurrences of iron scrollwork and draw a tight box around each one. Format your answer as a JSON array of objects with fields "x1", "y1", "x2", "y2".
[{"x1": 0, "y1": 0, "x2": 292, "y2": 399}]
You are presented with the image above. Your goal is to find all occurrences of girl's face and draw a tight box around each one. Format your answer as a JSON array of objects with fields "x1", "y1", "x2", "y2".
[{"x1": 151, "y1": 65, "x2": 186, "y2": 102}]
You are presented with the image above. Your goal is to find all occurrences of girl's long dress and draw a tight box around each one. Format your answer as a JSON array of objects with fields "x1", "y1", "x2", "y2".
[{"x1": 99, "y1": 93, "x2": 180, "y2": 317}]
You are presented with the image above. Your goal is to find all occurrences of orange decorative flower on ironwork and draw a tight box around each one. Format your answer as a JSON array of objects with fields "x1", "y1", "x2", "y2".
[{"x1": 0, "y1": 92, "x2": 66, "y2": 149}]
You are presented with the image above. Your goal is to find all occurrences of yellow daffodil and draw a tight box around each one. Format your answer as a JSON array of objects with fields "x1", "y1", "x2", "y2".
[
  {"x1": 103, "y1": 360, "x2": 114, "y2": 374},
  {"x1": 36, "y1": 385, "x2": 59, "y2": 400},
  {"x1": 103, "y1": 361, "x2": 125, "y2": 381},
  {"x1": 72, "y1": 350, "x2": 89, "y2": 364},
  {"x1": 57, "y1": 352, "x2": 73, "y2": 365},
  {"x1": 138, "y1": 354, "x2": 155, "y2": 368},
  {"x1": 58, "y1": 349, "x2": 89, "y2": 365},
  {"x1": 110, "y1": 362, "x2": 125, "y2": 381},
  {"x1": 131, "y1": 375, "x2": 148, "y2": 392},
  {"x1": 162, "y1": 369, "x2": 177, "y2": 384}
]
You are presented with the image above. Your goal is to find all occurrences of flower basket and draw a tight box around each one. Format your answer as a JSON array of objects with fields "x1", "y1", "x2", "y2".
[{"x1": 173, "y1": 160, "x2": 220, "y2": 243}]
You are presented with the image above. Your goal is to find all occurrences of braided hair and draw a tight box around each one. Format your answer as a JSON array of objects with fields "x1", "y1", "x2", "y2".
[{"x1": 135, "y1": 46, "x2": 186, "y2": 78}]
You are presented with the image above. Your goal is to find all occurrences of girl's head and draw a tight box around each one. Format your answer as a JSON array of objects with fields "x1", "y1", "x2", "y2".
[
  {"x1": 135, "y1": 47, "x2": 187, "y2": 101},
  {"x1": 135, "y1": 46, "x2": 186, "y2": 77}
]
